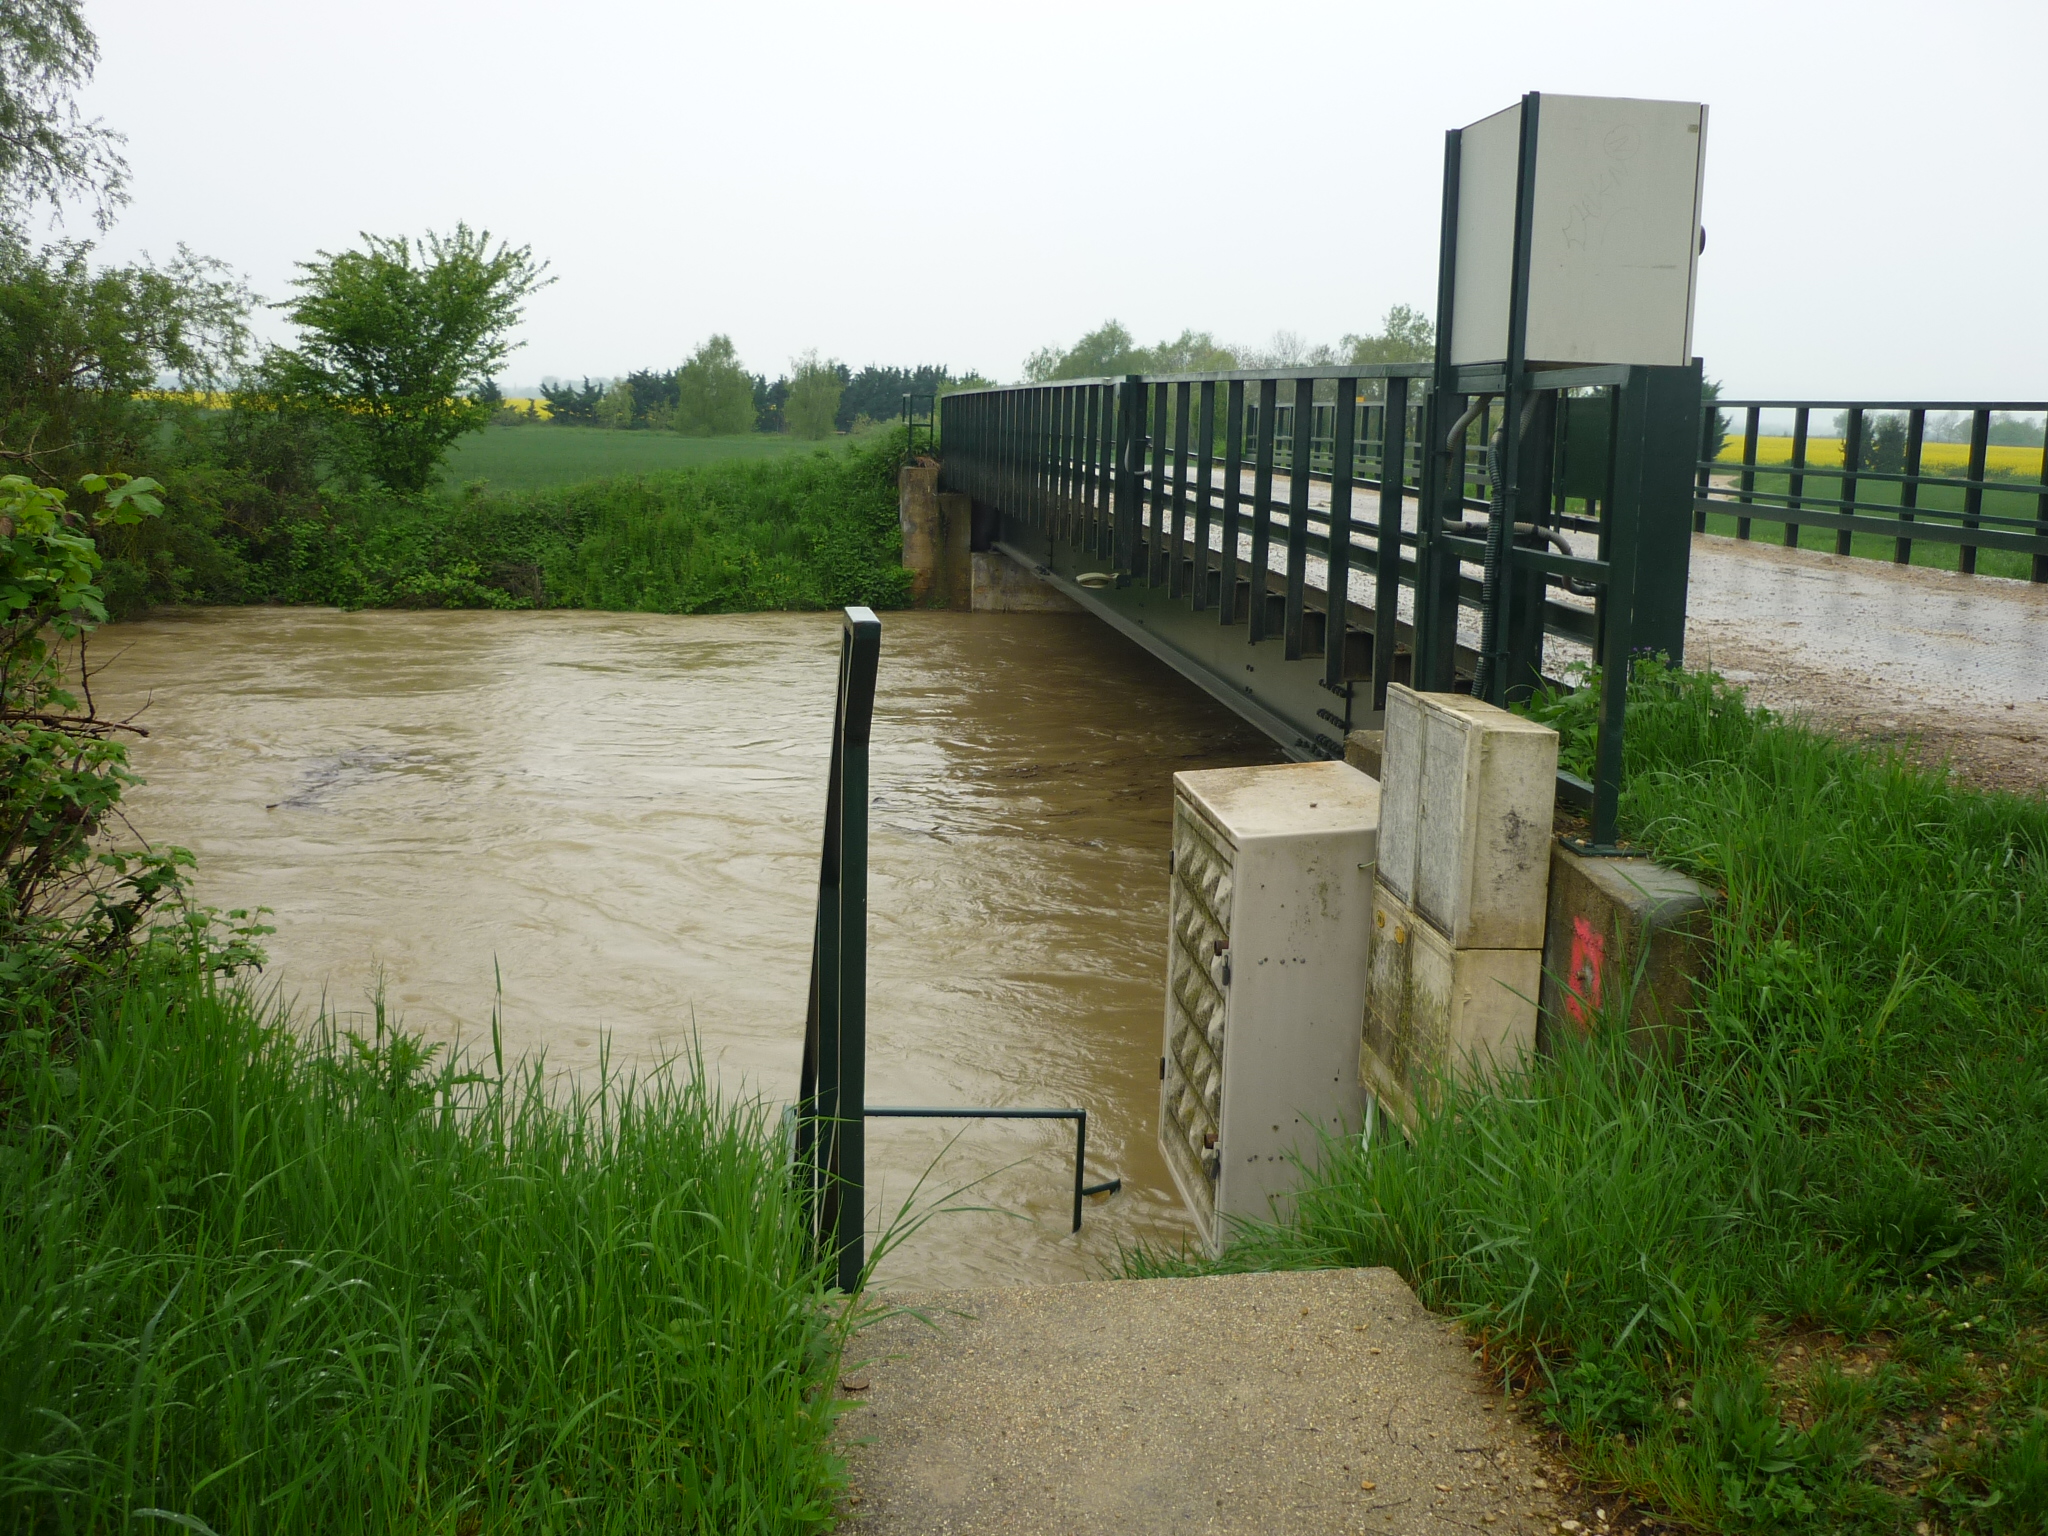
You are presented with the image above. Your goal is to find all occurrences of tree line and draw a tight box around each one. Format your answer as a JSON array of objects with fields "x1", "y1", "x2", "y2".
[
  {"x1": 531, "y1": 346, "x2": 985, "y2": 438},
  {"x1": 1021, "y1": 306, "x2": 1439, "y2": 380}
]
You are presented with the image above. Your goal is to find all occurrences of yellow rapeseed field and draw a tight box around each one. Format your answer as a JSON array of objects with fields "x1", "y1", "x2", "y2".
[{"x1": 1716, "y1": 436, "x2": 2045, "y2": 473}]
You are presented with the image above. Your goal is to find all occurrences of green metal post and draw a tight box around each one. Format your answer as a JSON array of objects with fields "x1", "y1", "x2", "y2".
[
  {"x1": 1219, "y1": 380, "x2": 1246, "y2": 623},
  {"x1": 1785, "y1": 407, "x2": 1808, "y2": 549},
  {"x1": 1248, "y1": 378, "x2": 1279, "y2": 642},
  {"x1": 1192, "y1": 380, "x2": 1217, "y2": 610},
  {"x1": 1148, "y1": 382, "x2": 1169, "y2": 583},
  {"x1": 1737, "y1": 406, "x2": 1758, "y2": 539},
  {"x1": 1170, "y1": 380, "x2": 1192, "y2": 597},
  {"x1": 1324, "y1": 376, "x2": 1358, "y2": 690},
  {"x1": 1114, "y1": 375, "x2": 1143, "y2": 581},
  {"x1": 1283, "y1": 375, "x2": 1315, "y2": 659},
  {"x1": 1837, "y1": 406, "x2": 1863, "y2": 557},
  {"x1": 1371, "y1": 376, "x2": 1410, "y2": 711},
  {"x1": 1961, "y1": 407, "x2": 1988, "y2": 575},
  {"x1": 798, "y1": 606, "x2": 880, "y2": 1294},
  {"x1": 1414, "y1": 127, "x2": 1465, "y2": 693}
]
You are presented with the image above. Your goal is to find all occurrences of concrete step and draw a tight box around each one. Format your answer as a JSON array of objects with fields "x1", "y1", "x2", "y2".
[{"x1": 835, "y1": 1267, "x2": 1570, "y2": 1534}]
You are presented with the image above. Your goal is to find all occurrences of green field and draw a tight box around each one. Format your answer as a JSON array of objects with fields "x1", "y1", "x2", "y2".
[
  {"x1": 1702, "y1": 469, "x2": 2043, "y2": 580},
  {"x1": 441, "y1": 425, "x2": 850, "y2": 493}
]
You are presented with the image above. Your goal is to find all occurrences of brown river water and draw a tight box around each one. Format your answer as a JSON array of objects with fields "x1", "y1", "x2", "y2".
[{"x1": 93, "y1": 607, "x2": 1278, "y2": 1289}]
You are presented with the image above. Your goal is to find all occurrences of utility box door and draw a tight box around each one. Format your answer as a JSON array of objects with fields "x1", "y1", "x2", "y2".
[
  {"x1": 1161, "y1": 761, "x2": 1378, "y2": 1256},
  {"x1": 1450, "y1": 93, "x2": 1708, "y2": 368}
]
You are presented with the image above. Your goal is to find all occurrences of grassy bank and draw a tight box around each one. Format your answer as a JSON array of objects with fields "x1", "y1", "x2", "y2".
[
  {"x1": 441, "y1": 426, "x2": 847, "y2": 495},
  {"x1": 1134, "y1": 667, "x2": 2048, "y2": 1533},
  {"x1": 0, "y1": 960, "x2": 849, "y2": 1533},
  {"x1": 120, "y1": 428, "x2": 913, "y2": 617}
]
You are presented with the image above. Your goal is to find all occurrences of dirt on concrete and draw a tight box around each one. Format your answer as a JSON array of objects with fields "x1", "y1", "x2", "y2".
[
  {"x1": 833, "y1": 1268, "x2": 1579, "y2": 1536},
  {"x1": 1682, "y1": 535, "x2": 2047, "y2": 797}
]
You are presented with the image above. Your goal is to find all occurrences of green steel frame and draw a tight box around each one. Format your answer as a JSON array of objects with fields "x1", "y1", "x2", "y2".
[
  {"x1": 937, "y1": 362, "x2": 1699, "y2": 847},
  {"x1": 1696, "y1": 400, "x2": 2048, "y2": 582}
]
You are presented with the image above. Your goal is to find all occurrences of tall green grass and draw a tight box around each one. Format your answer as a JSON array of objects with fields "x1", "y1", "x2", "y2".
[
  {"x1": 275, "y1": 430, "x2": 912, "y2": 615},
  {"x1": 1133, "y1": 668, "x2": 2048, "y2": 1533},
  {"x1": 0, "y1": 962, "x2": 847, "y2": 1533}
]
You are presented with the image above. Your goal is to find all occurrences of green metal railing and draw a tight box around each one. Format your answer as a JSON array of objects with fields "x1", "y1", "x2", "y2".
[
  {"x1": 1695, "y1": 401, "x2": 2048, "y2": 583},
  {"x1": 938, "y1": 361, "x2": 1700, "y2": 846},
  {"x1": 793, "y1": 608, "x2": 1119, "y2": 1293},
  {"x1": 900, "y1": 392, "x2": 935, "y2": 458},
  {"x1": 794, "y1": 608, "x2": 879, "y2": 1292}
]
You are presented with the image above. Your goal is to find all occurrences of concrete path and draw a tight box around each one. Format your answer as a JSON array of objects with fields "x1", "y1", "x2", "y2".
[{"x1": 835, "y1": 1268, "x2": 1567, "y2": 1535}]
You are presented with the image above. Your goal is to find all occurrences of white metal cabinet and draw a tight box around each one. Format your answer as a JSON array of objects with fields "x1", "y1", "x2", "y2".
[{"x1": 1160, "y1": 760, "x2": 1379, "y2": 1255}]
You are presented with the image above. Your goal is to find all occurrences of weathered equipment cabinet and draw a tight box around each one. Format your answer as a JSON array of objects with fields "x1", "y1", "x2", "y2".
[
  {"x1": 1160, "y1": 760, "x2": 1378, "y2": 1256},
  {"x1": 1361, "y1": 686, "x2": 1558, "y2": 1128}
]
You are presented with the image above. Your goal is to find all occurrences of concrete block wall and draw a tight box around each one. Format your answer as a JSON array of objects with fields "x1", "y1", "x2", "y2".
[
  {"x1": 1538, "y1": 844, "x2": 1717, "y2": 1056},
  {"x1": 1362, "y1": 686, "x2": 1558, "y2": 1129}
]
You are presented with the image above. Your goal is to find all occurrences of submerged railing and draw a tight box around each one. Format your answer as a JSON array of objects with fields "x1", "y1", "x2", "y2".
[
  {"x1": 938, "y1": 362, "x2": 1700, "y2": 847},
  {"x1": 793, "y1": 608, "x2": 1119, "y2": 1293},
  {"x1": 1696, "y1": 400, "x2": 2048, "y2": 582}
]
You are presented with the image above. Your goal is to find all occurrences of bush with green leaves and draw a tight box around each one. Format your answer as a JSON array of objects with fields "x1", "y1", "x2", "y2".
[
  {"x1": 267, "y1": 224, "x2": 550, "y2": 494},
  {"x1": 0, "y1": 469, "x2": 199, "y2": 977}
]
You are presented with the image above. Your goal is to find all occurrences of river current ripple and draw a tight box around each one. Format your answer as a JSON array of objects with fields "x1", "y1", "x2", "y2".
[{"x1": 97, "y1": 606, "x2": 1278, "y2": 1288}]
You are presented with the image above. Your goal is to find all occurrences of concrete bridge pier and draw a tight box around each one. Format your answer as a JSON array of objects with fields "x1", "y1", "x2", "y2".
[{"x1": 900, "y1": 467, "x2": 1078, "y2": 613}]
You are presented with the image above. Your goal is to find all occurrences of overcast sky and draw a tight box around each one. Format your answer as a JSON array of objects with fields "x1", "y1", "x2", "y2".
[{"x1": 72, "y1": 0, "x2": 2048, "y2": 399}]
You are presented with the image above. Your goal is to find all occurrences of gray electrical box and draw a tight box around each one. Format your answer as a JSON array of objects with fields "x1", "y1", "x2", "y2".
[
  {"x1": 1450, "y1": 93, "x2": 1708, "y2": 368},
  {"x1": 1161, "y1": 761, "x2": 1378, "y2": 1256}
]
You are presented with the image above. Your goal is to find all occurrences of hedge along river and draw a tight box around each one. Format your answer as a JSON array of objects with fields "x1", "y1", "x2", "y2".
[{"x1": 95, "y1": 606, "x2": 1280, "y2": 1289}]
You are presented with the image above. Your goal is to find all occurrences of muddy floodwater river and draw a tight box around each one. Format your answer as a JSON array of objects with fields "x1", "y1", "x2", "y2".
[{"x1": 95, "y1": 607, "x2": 1278, "y2": 1288}]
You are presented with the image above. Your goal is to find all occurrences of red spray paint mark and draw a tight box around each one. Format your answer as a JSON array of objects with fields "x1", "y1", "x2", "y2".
[{"x1": 1565, "y1": 914, "x2": 1605, "y2": 1026}]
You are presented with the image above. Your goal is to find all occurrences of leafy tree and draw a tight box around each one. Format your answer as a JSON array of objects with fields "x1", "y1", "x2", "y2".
[
  {"x1": 0, "y1": 0, "x2": 127, "y2": 232},
  {"x1": 1862, "y1": 413, "x2": 1907, "y2": 474},
  {"x1": 0, "y1": 469, "x2": 194, "y2": 958},
  {"x1": 752, "y1": 372, "x2": 789, "y2": 433},
  {"x1": 0, "y1": 236, "x2": 249, "y2": 478},
  {"x1": 1340, "y1": 304, "x2": 1435, "y2": 366},
  {"x1": 541, "y1": 376, "x2": 602, "y2": 426},
  {"x1": 269, "y1": 224, "x2": 550, "y2": 494},
  {"x1": 785, "y1": 352, "x2": 843, "y2": 439},
  {"x1": 1024, "y1": 321, "x2": 1238, "y2": 382},
  {"x1": 625, "y1": 367, "x2": 678, "y2": 427},
  {"x1": 593, "y1": 378, "x2": 635, "y2": 430},
  {"x1": 1024, "y1": 320, "x2": 1138, "y2": 381},
  {"x1": 674, "y1": 335, "x2": 755, "y2": 436},
  {"x1": 1988, "y1": 412, "x2": 2045, "y2": 448},
  {"x1": 835, "y1": 363, "x2": 971, "y2": 432}
]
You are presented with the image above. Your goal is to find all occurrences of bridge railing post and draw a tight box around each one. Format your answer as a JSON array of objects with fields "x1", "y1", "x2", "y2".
[{"x1": 1114, "y1": 374, "x2": 1143, "y2": 582}]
